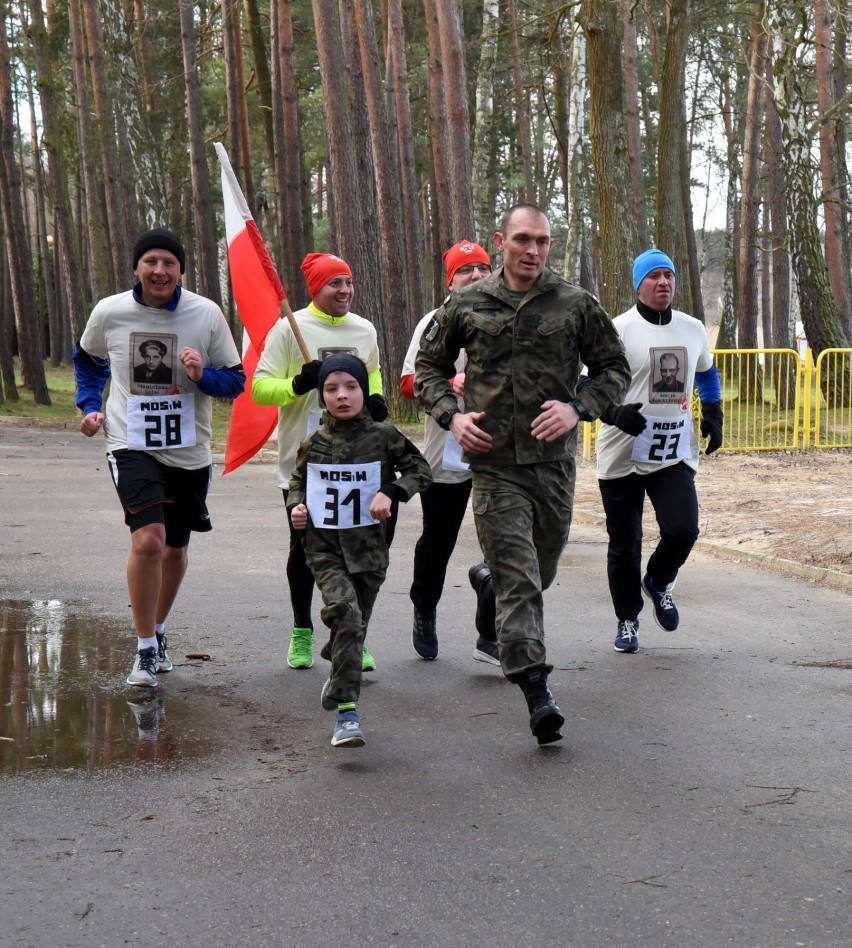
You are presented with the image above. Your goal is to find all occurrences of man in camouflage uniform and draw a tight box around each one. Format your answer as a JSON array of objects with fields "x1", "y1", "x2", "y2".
[
  {"x1": 288, "y1": 354, "x2": 431, "y2": 747},
  {"x1": 415, "y1": 204, "x2": 631, "y2": 746}
]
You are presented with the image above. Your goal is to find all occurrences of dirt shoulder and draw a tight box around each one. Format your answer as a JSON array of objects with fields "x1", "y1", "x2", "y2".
[{"x1": 573, "y1": 448, "x2": 852, "y2": 590}]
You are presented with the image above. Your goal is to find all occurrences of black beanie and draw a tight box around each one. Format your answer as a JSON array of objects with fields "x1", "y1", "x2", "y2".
[
  {"x1": 133, "y1": 228, "x2": 186, "y2": 274},
  {"x1": 318, "y1": 353, "x2": 370, "y2": 407}
]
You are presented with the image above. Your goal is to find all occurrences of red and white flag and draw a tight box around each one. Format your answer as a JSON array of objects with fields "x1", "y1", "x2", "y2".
[{"x1": 215, "y1": 142, "x2": 284, "y2": 474}]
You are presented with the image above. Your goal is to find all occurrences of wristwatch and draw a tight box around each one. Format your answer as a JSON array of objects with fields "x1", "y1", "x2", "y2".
[
  {"x1": 437, "y1": 408, "x2": 459, "y2": 430},
  {"x1": 568, "y1": 399, "x2": 590, "y2": 421}
]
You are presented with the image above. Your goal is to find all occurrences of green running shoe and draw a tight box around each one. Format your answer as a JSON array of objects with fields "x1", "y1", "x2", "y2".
[
  {"x1": 361, "y1": 644, "x2": 376, "y2": 672},
  {"x1": 287, "y1": 627, "x2": 314, "y2": 668}
]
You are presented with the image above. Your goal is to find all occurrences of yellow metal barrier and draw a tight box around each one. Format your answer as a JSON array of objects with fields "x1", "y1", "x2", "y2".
[
  {"x1": 580, "y1": 347, "x2": 852, "y2": 459},
  {"x1": 813, "y1": 349, "x2": 852, "y2": 448}
]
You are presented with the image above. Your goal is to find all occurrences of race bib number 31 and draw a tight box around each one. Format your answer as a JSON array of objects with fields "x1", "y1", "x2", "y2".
[
  {"x1": 127, "y1": 394, "x2": 196, "y2": 450},
  {"x1": 306, "y1": 461, "x2": 381, "y2": 529},
  {"x1": 631, "y1": 413, "x2": 692, "y2": 464}
]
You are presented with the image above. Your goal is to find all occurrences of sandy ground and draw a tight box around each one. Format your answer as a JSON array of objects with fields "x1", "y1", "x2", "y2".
[{"x1": 573, "y1": 448, "x2": 852, "y2": 580}]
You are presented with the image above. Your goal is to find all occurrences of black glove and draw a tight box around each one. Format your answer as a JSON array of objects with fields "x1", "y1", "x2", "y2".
[
  {"x1": 291, "y1": 360, "x2": 322, "y2": 395},
  {"x1": 600, "y1": 403, "x2": 647, "y2": 436},
  {"x1": 367, "y1": 394, "x2": 389, "y2": 422},
  {"x1": 700, "y1": 401, "x2": 723, "y2": 455}
]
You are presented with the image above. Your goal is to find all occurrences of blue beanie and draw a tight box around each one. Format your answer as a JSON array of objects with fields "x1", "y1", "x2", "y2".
[{"x1": 632, "y1": 249, "x2": 676, "y2": 292}]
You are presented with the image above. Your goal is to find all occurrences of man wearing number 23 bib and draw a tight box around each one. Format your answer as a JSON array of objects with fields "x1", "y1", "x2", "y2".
[
  {"x1": 74, "y1": 228, "x2": 244, "y2": 688},
  {"x1": 593, "y1": 249, "x2": 723, "y2": 654}
]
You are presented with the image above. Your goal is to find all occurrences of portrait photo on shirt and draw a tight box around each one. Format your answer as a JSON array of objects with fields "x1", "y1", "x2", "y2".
[
  {"x1": 649, "y1": 347, "x2": 688, "y2": 403},
  {"x1": 131, "y1": 332, "x2": 177, "y2": 393},
  {"x1": 316, "y1": 345, "x2": 359, "y2": 362}
]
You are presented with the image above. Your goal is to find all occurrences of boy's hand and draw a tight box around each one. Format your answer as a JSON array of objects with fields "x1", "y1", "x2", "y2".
[
  {"x1": 369, "y1": 493, "x2": 393, "y2": 521},
  {"x1": 290, "y1": 503, "x2": 308, "y2": 529}
]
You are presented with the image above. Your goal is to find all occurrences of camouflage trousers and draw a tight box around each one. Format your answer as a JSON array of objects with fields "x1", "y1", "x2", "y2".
[
  {"x1": 471, "y1": 460, "x2": 575, "y2": 677},
  {"x1": 311, "y1": 551, "x2": 386, "y2": 706}
]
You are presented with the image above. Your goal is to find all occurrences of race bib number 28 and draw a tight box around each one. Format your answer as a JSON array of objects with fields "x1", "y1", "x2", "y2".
[
  {"x1": 631, "y1": 413, "x2": 692, "y2": 464},
  {"x1": 126, "y1": 394, "x2": 196, "y2": 450},
  {"x1": 306, "y1": 462, "x2": 381, "y2": 529}
]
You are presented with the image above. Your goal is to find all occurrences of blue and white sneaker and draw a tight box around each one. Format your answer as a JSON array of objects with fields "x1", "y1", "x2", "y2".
[
  {"x1": 331, "y1": 710, "x2": 365, "y2": 748},
  {"x1": 156, "y1": 632, "x2": 173, "y2": 672},
  {"x1": 614, "y1": 619, "x2": 640, "y2": 653},
  {"x1": 126, "y1": 646, "x2": 159, "y2": 687},
  {"x1": 642, "y1": 575, "x2": 680, "y2": 631}
]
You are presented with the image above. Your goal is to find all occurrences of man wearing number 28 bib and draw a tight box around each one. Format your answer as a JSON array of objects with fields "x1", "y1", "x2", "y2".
[
  {"x1": 74, "y1": 228, "x2": 244, "y2": 687},
  {"x1": 592, "y1": 249, "x2": 723, "y2": 654}
]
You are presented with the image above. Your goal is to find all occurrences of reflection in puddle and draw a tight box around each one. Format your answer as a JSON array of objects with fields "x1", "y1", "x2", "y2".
[{"x1": 0, "y1": 599, "x2": 211, "y2": 773}]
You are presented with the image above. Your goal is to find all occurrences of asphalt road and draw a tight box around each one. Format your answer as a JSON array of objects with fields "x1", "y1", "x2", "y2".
[{"x1": 1, "y1": 423, "x2": 850, "y2": 947}]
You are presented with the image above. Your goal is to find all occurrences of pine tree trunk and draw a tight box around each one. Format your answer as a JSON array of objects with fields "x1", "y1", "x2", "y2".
[
  {"x1": 815, "y1": 0, "x2": 852, "y2": 340},
  {"x1": 737, "y1": 6, "x2": 766, "y2": 401},
  {"x1": 622, "y1": 2, "x2": 649, "y2": 250},
  {"x1": 386, "y1": 0, "x2": 425, "y2": 325},
  {"x1": 178, "y1": 0, "x2": 222, "y2": 307},
  {"x1": 472, "y1": 0, "x2": 498, "y2": 244},
  {"x1": 352, "y1": 0, "x2": 408, "y2": 383},
  {"x1": 68, "y1": 0, "x2": 109, "y2": 302},
  {"x1": 0, "y1": 10, "x2": 50, "y2": 404},
  {"x1": 580, "y1": 0, "x2": 637, "y2": 314},
  {"x1": 436, "y1": 0, "x2": 475, "y2": 239},
  {"x1": 81, "y1": 0, "x2": 130, "y2": 289},
  {"x1": 271, "y1": 0, "x2": 308, "y2": 308},
  {"x1": 29, "y1": 0, "x2": 86, "y2": 355},
  {"x1": 655, "y1": 0, "x2": 692, "y2": 313},
  {"x1": 764, "y1": 51, "x2": 795, "y2": 408}
]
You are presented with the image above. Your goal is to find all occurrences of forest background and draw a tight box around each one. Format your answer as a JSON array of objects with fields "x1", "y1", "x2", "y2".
[{"x1": 0, "y1": 0, "x2": 850, "y2": 415}]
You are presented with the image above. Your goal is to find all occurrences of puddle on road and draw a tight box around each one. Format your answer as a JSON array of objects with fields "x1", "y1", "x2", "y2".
[{"x1": 0, "y1": 599, "x2": 213, "y2": 773}]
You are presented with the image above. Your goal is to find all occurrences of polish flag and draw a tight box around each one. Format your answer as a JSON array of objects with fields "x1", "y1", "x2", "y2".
[{"x1": 215, "y1": 142, "x2": 283, "y2": 474}]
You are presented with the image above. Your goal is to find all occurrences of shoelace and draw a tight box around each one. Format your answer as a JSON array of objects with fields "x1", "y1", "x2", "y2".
[
  {"x1": 138, "y1": 649, "x2": 158, "y2": 674},
  {"x1": 658, "y1": 590, "x2": 675, "y2": 610},
  {"x1": 621, "y1": 621, "x2": 638, "y2": 640}
]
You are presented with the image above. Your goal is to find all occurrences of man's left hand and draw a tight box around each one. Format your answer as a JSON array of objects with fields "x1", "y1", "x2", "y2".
[
  {"x1": 700, "y1": 401, "x2": 724, "y2": 455},
  {"x1": 531, "y1": 400, "x2": 580, "y2": 442},
  {"x1": 179, "y1": 347, "x2": 204, "y2": 382}
]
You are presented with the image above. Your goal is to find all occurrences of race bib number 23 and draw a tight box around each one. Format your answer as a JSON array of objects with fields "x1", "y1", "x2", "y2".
[
  {"x1": 631, "y1": 413, "x2": 692, "y2": 464},
  {"x1": 126, "y1": 394, "x2": 196, "y2": 450}
]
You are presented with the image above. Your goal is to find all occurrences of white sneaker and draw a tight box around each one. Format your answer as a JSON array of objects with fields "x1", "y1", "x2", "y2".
[
  {"x1": 156, "y1": 632, "x2": 173, "y2": 672},
  {"x1": 126, "y1": 646, "x2": 159, "y2": 687}
]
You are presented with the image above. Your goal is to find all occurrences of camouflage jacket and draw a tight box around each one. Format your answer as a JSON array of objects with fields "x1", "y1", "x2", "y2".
[
  {"x1": 414, "y1": 266, "x2": 631, "y2": 467},
  {"x1": 288, "y1": 408, "x2": 432, "y2": 574}
]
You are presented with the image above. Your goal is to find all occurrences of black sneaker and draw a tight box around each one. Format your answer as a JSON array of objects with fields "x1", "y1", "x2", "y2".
[
  {"x1": 642, "y1": 574, "x2": 680, "y2": 631},
  {"x1": 412, "y1": 608, "x2": 438, "y2": 659},
  {"x1": 514, "y1": 669, "x2": 564, "y2": 746},
  {"x1": 468, "y1": 562, "x2": 496, "y2": 639},
  {"x1": 472, "y1": 637, "x2": 500, "y2": 666}
]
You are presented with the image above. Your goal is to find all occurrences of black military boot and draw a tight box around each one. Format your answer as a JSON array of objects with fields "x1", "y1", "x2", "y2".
[
  {"x1": 468, "y1": 562, "x2": 496, "y2": 640},
  {"x1": 514, "y1": 668, "x2": 564, "y2": 745}
]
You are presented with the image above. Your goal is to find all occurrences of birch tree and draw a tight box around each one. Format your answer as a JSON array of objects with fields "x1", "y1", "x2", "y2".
[{"x1": 769, "y1": 1, "x2": 849, "y2": 405}]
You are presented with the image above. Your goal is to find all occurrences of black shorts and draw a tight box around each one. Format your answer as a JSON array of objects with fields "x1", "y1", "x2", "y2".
[{"x1": 107, "y1": 450, "x2": 213, "y2": 548}]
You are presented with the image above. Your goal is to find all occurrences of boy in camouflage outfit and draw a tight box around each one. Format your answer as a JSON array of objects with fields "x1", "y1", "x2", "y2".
[{"x1": 288, "y1": 354, "x2": 431, "y2": 747}]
